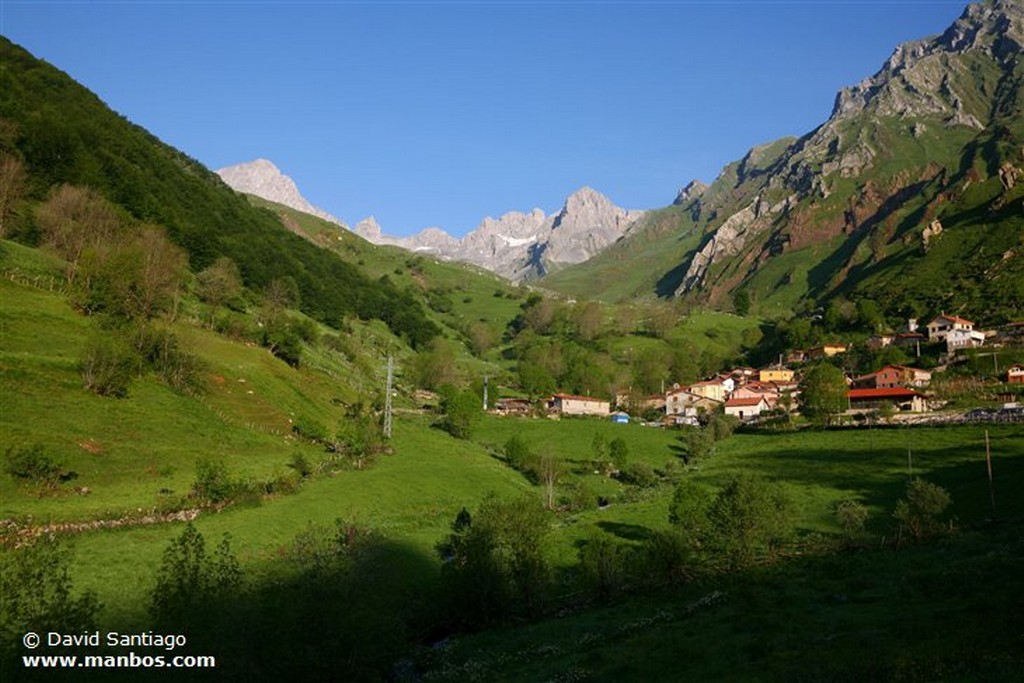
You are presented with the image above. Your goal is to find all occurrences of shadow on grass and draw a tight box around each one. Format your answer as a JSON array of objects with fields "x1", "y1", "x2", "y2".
[{"x1": 597, "y1": 521, "x2": 655, "y2": 543}]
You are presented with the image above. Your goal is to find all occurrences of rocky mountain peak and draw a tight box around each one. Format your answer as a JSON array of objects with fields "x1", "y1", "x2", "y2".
[
  {"x1": 830, "y1": 0, "x2": 1022, "y2": 123},
  {"x1": 674, "y1": 180, "x2": 708, "y2": 205},
  {"x1": 217, "y1": 159, "x2": 345, "y2": 227}
]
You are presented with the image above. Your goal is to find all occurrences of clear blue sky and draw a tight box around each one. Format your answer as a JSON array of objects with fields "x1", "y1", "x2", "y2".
[{"x1": 3, "y1": 1, "x2": 966, "y2": 237}]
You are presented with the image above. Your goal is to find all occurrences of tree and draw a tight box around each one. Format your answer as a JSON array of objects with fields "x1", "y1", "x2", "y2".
[
  {"x1": 537, "y1": 452, "x2": 561, "y2": 510},
  {"x1": 574, "y1": 301, "x2": 604, "y2": 342},
  {"x1": 75, "y1": 224, "x2": 187, "y2": 320},
  {"x1": 150, "y1": 523, "x2": 241, "y2": 624},
  {"x1": 411, "y1": 338, "x2": 459, "y2": 391},
  {"x1": 893, "y1": 478, "x2": 952, "y2": 540},
  {"x1": 609, "y1": 437, "x2": 629, "y2": 471},
  {"x1": 195, "y1": 256, "x2": 243, "y2": 327},
  {"x1": 707, "y1": 475, "x2": 793, "y2": 569},
  {"x1": 733, "y1": 289, "x2": 751, "y2": 316},
  {"x1": 668, "y1": 480, "x2": 714, "y2": 547},
  {"x1": 467, "y1": 321, "x2": 496, "y2": 357},
  {"x1": 0, "y1": 536, "x2": 100, "y2": 668},
  {"x1": 799, "y1": 363, "x2": 848, "y2": 426},
  {"x1": 437, "y1": 495, "x2": 551, "y2": 624},
  {"x1": 36, "y1": 184, "x2": 124, "y2": 284},
  {"x1": 438, "y1": 385, "x2": 480, "y2": 439},
  {"x1": 0, "y1": 153, "x2": 27, "y2": 238}
]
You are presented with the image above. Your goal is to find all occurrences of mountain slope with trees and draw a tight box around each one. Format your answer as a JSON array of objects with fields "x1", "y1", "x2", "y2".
[{"x1": 0, "y1": 37, "x2": 438, "y2": 348}]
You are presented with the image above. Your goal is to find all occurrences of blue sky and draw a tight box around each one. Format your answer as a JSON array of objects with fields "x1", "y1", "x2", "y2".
[{"x1": 3, "y1": 1, "x2": 966, "y2": 237}]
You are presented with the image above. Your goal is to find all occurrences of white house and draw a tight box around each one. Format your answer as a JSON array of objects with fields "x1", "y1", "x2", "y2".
[
  {"x1": 927, "y1": 314, "x2": 974, "y2": 342},
  {"x1": 549, "y1": 394, "x2": 610, "y2": 416},
  {"x1": 945, "y1": 328, "x2": 985, "y2": 352},
  {"x1": 724, "y1": 396, "x2": 771, "y2": 421}
]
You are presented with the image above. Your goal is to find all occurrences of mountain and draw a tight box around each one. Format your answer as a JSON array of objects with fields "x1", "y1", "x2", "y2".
[
  {"x1": 359, "y1": 187, "x2": 645, "y2": 280},
  {"x1": 216, "y1": 159, "x2": 345, "y2": 228},
  {"x1": 544, "y1": 0, "x2": 1023, "y2": 323},
  {"x1": 0, "y1": 37, "x2": 439, "y2": 348}
]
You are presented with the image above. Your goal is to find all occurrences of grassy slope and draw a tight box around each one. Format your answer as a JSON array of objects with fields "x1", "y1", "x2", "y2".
[{"x1": 421, "y1": 421, "x2": 1024, "y2": 681}]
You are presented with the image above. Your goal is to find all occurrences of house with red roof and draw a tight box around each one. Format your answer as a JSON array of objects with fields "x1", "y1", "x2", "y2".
[
  {"x1": 1008, "y1": 364, "x2": 1024, "y2": 385},
  {"x1": 846, "y1": 387, "x2": 928, "y2": 413},
  {"x1": 851, "y1": 365, "x2": 932, "y2": 389},
  {"x1": 724, "y1": 395, "x2": 771, "y2": 421}
]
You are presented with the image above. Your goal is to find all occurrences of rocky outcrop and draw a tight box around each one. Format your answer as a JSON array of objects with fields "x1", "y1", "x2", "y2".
[
  {"x1": 922, "y1": 219, "x2": 944, "y2": 251},
  {"x1": 361, "y1": 187, "x2": 644, "y2": 280},
  {"x1": 217, "y1": 159, "x2": 345, "y2": 227}
]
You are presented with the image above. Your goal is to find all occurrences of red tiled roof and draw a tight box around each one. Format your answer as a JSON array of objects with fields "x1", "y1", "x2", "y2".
[
  {"x1": 930, "y1": 314, "x2": 974, "y2": 326},
  {"x1": 725, "y1": 396, "x2": 768, "y2": 407},
  {"x1": 847, "y1": 388, "x2": 923, "y2": 399}
]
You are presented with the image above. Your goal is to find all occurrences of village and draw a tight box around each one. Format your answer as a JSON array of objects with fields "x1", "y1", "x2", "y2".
[{"x1": 493, "y1": 313, "x2": 1024, "y2": 426}]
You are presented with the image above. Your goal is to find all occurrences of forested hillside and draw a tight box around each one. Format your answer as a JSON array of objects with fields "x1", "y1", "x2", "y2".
[{"x1": 0, "y1": 38, "x2": 438, "y2": 347}]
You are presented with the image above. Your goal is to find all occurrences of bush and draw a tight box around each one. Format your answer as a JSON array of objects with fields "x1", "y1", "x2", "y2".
[
  {"x1": 192, "y1": 456, "x2": 234, "y2": 503},
  {"x1": 620, "y1": 461, "x2": 658, "y2": 488},
  {"x1": 150, "y1": 524, "x2": 241, "y2": 625},
  {"x1": 132, "y1": 325, "x2": 205, "y2": 394},
  {"x1": 288, "y1": 452, "x2": 313, "y2": 479},
  {"x1": 504, "y1": 435, "x2": 536, "y2": 475},
  {"x1": 835, "y1": 498, "x2": 870, "y2": 540},
  {"x1": 0, "y1": 536, "x2": 100, "y2": 671},
  {"x1": 292, "y1": 417, "x2": 329, "y2": 444},
  {"x1": 578, "y1": 534, "x2": 630, "y2": 599},
  {"x1": 893, "y1": 478, "x2": 952, "y2": 539},
  {"x1": 3, "y1": 443, "x2": 67, "y2": 487},
  {"x1": 80, "y1": 335, "x2": 139, "y2": 397},
  {"x1": 707, "y1": 475, "x2": 794, "y2": 569}
]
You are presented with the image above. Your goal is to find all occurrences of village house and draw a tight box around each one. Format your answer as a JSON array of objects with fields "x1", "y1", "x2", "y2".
[
  {"x1": 892, "y1": 332, "x2": 927, "y2": 350},
  {"x1": 492, "y1": 397, "x2": 532, "y2": 416},
  {"x1": 945, "y1": 327, "x2": 986, "y2": 352},
  {"x1": 865, "y1": 334, "x2": 895, "y2": 350},
  {"x1": 728, "y1": 367, "x2": 759, "y2": 386},
  {"x1": 724, "y1": 395, "x2": 771, "y2": 421},
  {"x1": 548, "y1": 394, "x2": 610, "y2": 417},
  {"x1": 846, "y1": 387, "x2": 928, "y2": 413},
  {"x1": 615, "y1": 391, "x2": 665, "y2": 413},
  {"x1": 665, "y1": 386, "x2": 723, "y2": 418},
  {"x1": 688, "y1": 377, "x2": 733, "y2": 402},
  {"x1": 851, "y1": 365, "x2": 932, "y2": 389},
  {"x1": 730, "y1": 381, "x2": 780, "y2": 407},
  {"x1": 758, "y1": 366, "x2": 794, "y2": 383},
  {"x1": 1008, "y1": 364, "x2": 1024, "y2": 385},
  {"x1": 926, "y1": 314, "x2": 974, "y2": 343},
  {"x1": 806, "y1": 343, "x2": 848, "y2": 359}
]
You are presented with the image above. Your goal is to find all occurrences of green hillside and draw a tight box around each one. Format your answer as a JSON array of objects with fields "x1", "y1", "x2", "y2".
[{"x1": 0, "y1": 37, "x2": 438, "y2": 348}]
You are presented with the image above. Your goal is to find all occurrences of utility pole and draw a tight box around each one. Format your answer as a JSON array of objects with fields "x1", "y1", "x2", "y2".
[
  {"x1": 383, "y1": 355, "x2": 393, "y2": 439},
  {"x1": 483, "y1": 375, "x2": 489, "y2": 411}
]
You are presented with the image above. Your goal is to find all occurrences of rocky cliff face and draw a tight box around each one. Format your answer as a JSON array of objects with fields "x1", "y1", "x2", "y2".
[
  {"x1": 217, "y1": 159, "x2": 345, "y2": 227},
  {"x1": 359, "y1": 187, "x2": 645, "y2": 280},
  {"x1": 671, "y1": 0, "x2": 1024, "y2": 300}
]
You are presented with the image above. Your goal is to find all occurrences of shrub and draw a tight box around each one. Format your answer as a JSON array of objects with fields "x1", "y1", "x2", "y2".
[
  {"x1": 893, "y1": 478, "x2": 952, "y2": 539},
  {"x1": 288, "y1": 452, "x2": 313, "y2": 479},
  {"x1": 192, "y1": 456, "x2": 233, "y2": 504},
  {"x1": 707, "y1": 475, "x2": 794, "y2": 569},
  {"x1": 0, "y1": 536, "x2": 100, "y2": 669},
  {"x1": 150, "y1": 524, "x2": 241, "y2": 625},
  {"x1": 835, "y1": 498, "x2": 870, "y2": 540},
  {"x1": 578, "y1": 534, "x2": 629, "y2": 599},
  {"x1": 3, "y1": 443, "x2": 66, "y2": 487},
  {"x1": 620, "y1": 461, "x2": 658, "y2": 488},
  {"x1": 80, "y1": 335, "x2": 139, "y2": 397},
  {"x1": 292, "y1": 417, "x2": 329, "y2": 444}
]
